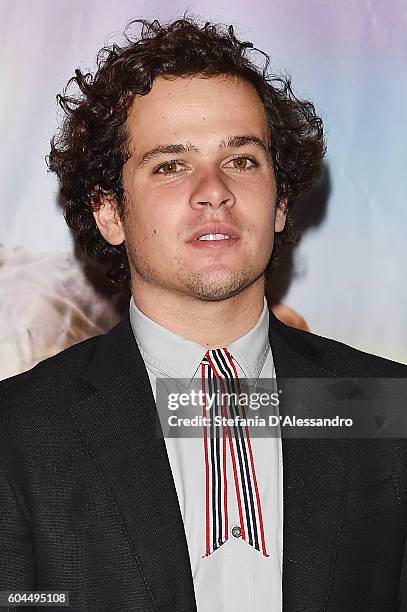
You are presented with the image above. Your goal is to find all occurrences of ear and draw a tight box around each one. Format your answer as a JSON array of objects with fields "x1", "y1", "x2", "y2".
[
  {"x1": 274, "y1": 197, "x2": 288, "y2": 233},
  {"x1": 92, "y1": 194, "x2": 125, "y2": 245}
]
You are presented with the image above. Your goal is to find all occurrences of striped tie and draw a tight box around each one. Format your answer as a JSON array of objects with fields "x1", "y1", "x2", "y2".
[{"x1": 200, "y1": 347, "x2": 269, "y2": 558}]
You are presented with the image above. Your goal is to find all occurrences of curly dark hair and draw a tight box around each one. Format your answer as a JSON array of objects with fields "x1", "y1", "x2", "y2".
[{"x1": 48, "y1": 16, "x2": 325, "y2": 292}]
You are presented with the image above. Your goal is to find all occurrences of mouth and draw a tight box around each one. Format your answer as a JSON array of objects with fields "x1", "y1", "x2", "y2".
[
  {"x1": 188, "y1": 233, "x2": 239, "y2": 250},
  {"x1": 187, "y1": 224, "x2": 240, "y2": 249}
]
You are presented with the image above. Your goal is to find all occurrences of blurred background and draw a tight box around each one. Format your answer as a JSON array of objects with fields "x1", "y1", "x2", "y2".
[{"x1": 0, "y1": 0, "x2": 406, "y2": 379}]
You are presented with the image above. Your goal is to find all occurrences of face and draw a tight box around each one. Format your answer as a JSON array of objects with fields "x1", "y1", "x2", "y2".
[{"x1": 95, "y1": 75, "x2": 286, "y2": 302}]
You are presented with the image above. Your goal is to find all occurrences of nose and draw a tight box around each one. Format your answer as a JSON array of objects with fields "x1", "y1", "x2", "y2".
[{"x1": 189, "y1": 168, "x2": 236, "y2": 211}]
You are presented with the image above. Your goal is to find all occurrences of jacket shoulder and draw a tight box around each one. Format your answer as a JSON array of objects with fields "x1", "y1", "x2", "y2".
[
  {"x1": 272, "y1": 315, "x2": 407, "y2": 377},
  {"x1": 310, "y1": 329, "x2": 406, "y2": 375},
  {"x1": 0, "y1": 332, "x2": 102, "y2": 418}
]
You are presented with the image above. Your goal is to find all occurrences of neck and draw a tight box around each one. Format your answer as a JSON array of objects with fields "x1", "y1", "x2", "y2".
[{"x1": 132, "y1": 278, "x2": 266, "y2": 349}]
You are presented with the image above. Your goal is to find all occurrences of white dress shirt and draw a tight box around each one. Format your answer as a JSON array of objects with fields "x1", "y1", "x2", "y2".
[{"x1": 129, "y1": 296, "x2": 283, "y2": 611}]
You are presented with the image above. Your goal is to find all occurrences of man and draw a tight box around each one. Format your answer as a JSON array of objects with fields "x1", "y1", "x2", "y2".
[{"x1": 1, "y1": 17, "x2": 407, "y2": 612}]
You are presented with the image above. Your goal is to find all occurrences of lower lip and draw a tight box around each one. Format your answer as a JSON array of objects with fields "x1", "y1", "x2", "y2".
[{"x1": 188, "y1": 238, "x2": 239, "y2": 250}]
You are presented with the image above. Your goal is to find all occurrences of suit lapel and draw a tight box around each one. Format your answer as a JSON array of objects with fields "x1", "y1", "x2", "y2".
[
  {"x1": 70, "y1": 314, "x2": 197, "y2": 612},
  {"x1": 268, "y1": 311, "x2": 350, "y2": 611}
]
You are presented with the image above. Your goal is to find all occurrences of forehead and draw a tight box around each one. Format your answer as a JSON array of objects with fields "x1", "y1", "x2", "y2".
[{"x1": 125, "y1": 75, "x2": 269, "y2": 148}]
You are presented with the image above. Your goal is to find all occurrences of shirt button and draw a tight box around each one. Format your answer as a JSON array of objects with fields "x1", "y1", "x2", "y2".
[{"x1": 232, "y1": 525, "x2": 242, "y2": 538}]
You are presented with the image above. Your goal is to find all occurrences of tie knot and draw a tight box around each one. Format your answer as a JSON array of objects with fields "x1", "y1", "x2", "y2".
[{"x1": 202, "y1": 347, "x2": 230, "y2": 365}]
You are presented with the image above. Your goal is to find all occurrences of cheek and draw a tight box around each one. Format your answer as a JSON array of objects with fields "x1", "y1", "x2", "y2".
[
  {"x1": 252, "y1": 199, "x2": 277, "y2": 252},
  {"x1": 136, "y1": 215, "x2": 177, "y2": 256},
  {"x1": 242, "y1": 190, "x2": 275, "y2": 232},
  {"x1": 124, "y1": 196, "x2": 181, "y2": 257}
]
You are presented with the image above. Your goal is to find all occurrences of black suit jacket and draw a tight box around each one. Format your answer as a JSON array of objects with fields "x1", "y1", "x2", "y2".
[{"x1": 1, "y1": 310, "x2": 407, "y2": 611}]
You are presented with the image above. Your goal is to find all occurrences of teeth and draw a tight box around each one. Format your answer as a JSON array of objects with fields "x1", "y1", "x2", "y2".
[{"x1": 198, "y1": 233, "x2": 231, "y2": 241}]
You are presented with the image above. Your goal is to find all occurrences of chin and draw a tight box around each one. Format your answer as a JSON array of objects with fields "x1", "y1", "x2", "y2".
[{"x1": 181, "y1": 271, "x2": 260, "y2": 302}]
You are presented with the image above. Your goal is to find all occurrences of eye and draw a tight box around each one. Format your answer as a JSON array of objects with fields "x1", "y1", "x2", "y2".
[
  {"x1": 227, "y1": 156, "x2": 258, "y2": 171},
  {"x1": 155, "y1": 160, "x2": 185, "y2": 176}
]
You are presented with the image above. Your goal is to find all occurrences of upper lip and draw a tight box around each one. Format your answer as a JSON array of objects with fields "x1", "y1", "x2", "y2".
[{"x1": 187, "y1": 224, "x2": 240, "y2": 242}]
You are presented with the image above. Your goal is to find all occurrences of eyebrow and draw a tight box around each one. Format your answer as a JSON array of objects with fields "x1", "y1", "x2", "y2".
[{"x1": 137, "y1": 134, "x2": 270, "y2": 167}]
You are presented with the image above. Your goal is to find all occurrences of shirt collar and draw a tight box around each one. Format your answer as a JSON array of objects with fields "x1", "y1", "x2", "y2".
[{"x1": 129, "y1": 296, "x2": 270, "y2": 386}]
